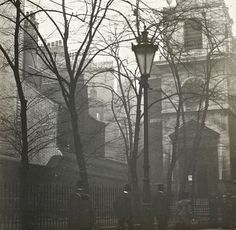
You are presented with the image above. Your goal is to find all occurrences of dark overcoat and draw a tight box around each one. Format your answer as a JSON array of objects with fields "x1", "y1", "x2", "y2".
[
  {"x1": 152, "y1": 191, "x2": 168, "y2": 218},
  {"x1": 113, "y1": 192, "x2": 132, "y2": 218},
  {"x1": 68, "y1": 192, "x2": 95, "y2": 230}
]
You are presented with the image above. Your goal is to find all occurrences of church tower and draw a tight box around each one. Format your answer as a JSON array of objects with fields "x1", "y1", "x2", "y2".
[{"x1": 151, "y1": 0, "x2": 235, "y2": 196}]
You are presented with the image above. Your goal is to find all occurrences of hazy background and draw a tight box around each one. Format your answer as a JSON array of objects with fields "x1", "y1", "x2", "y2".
[
  {"x1": 149, "y1": 0, "x2": 236, "y2": 34},
  {"x1": 31, "y1": 0, "x2": 236, "y2": 62},
  {"x1": 225, "y1": 0, "x2": 236, "y2": 34}
]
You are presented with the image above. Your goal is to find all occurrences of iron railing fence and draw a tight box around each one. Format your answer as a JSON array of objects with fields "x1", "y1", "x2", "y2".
[
  {"x1": 0, "y1": 183, "x2": 225, "y2": 230},
  {"x1": 0, "y1": 183, "x2": 121, "y2": 230}
]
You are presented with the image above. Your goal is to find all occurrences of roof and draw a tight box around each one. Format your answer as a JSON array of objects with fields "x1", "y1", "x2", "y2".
[{"x1": 169, "y1": 119, "x2": 219, "y2": 141}]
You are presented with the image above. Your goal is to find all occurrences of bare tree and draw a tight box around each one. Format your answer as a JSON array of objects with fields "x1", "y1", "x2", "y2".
[
  {"x1": 0, "y1": 84, "x2": 59, "y2": 165},
  {"x1": 17, "y1": 0, "x2": 119, "y2": 190},
  {"x1": 0, "y1": 0, "x2": 30, "y2": 229},
  {"x1": 143, "y1": 0, "x2": 232, "y2": 223}
]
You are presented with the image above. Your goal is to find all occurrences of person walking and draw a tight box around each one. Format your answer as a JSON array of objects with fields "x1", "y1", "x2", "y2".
[
  {"x1": 175, "y1": 192, "x2": 191, "y2": 230},
  {"x1": 152, "y1": 184, "x2": 168, "y2": 230},
  {"x1": 113, "y1": 184, "x2": 134, "y2": 230},
  {"x1": 68, "y1": 180, "x2": 95, "y2": 230}
]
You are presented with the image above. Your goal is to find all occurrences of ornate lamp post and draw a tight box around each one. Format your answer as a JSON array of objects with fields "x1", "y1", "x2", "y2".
[{"x1": 132, "y1": 27, "x2": 158, "y2": 227}]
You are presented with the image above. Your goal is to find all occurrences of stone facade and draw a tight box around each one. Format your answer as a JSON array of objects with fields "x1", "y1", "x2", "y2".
[
  {"x1": 22, "y1": 16, "x2": 106, "y2": 159},
  {"x1": 0, "y1": 6, "x2": 126, "y2": 185},
  {"x1": 19, "y1": 13, "x2": 127, "y2": 184},
  {"x1": 23, "y1": 83, "x2": 61, "y2": 165},
  {"x1": 0, "y1": 1, "x2": 18, "y2": 158},
  {"x1": 88, "y1": 62, "x2": 127, "y2": 162},
  {"x1": 150, "y1": 0, "x2": 236, "y2": 196}
]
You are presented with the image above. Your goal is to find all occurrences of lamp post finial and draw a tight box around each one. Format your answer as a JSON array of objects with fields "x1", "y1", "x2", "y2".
[{"x1": 141, "y1": 27, "x2": 148, "y2": 43}]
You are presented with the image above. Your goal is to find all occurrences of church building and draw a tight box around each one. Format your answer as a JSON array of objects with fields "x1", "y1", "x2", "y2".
[{"x1": 150, "y1": 0, "x2": 236, "y2": 197}]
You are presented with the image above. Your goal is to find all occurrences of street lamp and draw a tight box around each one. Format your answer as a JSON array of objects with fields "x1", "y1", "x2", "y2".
[{"x1": 132, "y1": 27, "x2": 158, "y2": 216}]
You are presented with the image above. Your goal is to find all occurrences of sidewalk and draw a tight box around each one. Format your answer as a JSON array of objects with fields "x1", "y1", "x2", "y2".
[
  {"x1": 191, "y1": 227, "x2": 236, "y2": 230},
  {"x1": 196, "y1": 226, "x2": 236, "y2": 230},
  {"x1": 96, "y1": 223, "x2": 235, "y2": 230},
  {"x1": 97, "y1": 228, "x2": 232, "y2": 230},
  {"x1": 200, "y1": 229, "x2": 233, "y2": 230}
]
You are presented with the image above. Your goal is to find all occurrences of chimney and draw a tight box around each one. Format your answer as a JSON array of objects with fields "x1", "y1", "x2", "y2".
[{"x1": 23, "y1": 11, "x2": 38, "y2": 49}]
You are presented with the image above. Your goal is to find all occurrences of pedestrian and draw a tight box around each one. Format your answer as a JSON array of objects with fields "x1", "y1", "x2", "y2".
[
  {"x1": 175, "y1": 192, "x2": 191, "y2": 230},
  {"x1": 152, "y1": 184, "x2": 168, "y2": 230},
  {"x1": 68, "y1": 180, "x2": 95, "y2": 230},
  {"x1": 231, "y1": 195, "x2": 236, "y2": 229},
  {"x1": 221, "y1": 193, "x2": 231, "y2": 229},
  {"x1": 113, "y1": 184, "x2": 134, "y2": 230},
  {"x1": 209, "y1": 195, "x2": 218, "y2": 228}
]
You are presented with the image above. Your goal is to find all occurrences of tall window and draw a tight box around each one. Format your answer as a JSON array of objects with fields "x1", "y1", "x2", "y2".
[
  {"x1": 182, "y1": 77, "x2": 204, "y2": 110},
  {"x1": 184, "y1": 19, "x2": 202, "y2": 50}
]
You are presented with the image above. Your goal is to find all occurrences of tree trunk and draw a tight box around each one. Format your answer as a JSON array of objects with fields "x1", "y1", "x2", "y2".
[
  {"x1": 129, "y1": 85, "x2": 143, "y2": 224},
  {"x1": 128, "y1": 159, "x2": 142, "y2": 226},
  {"x1": 19, "y1": 164, "x2": 29, "y2": 230},
  {"x1": 19, "y1": 98, "x2": 30, "y2": 230},
  {"x1": 0, "y1": 0, "x2": 30, "y2": 228},
  {"x1": 179, "y1": 152, "x2": 189, "y2": 197},
  {"x1": 166, "y1": 154, "x2": 176, "y2": 225},
  {"x1": 69, "y1": 103, "x2": 89, "y2": 191}
]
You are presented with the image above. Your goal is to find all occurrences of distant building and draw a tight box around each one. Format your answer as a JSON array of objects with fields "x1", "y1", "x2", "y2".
[
  {"x1": 150, "y1": 0, "x2": 236, "y2": 196},
  {"x1": 88, "y1": 61, "x2": 127, "y2": 162},
  {"x1": 21, "y1": 12, "x2": 127, "y2": 184},
  {"x1": 0, "y1": 2, "x2": 18, "y2": 159},
  {"x1": 22, "y1": 12, "x2": 106, "y2": 160},
  {"x1": 0, "y1": 8, "x2": 127, "y2": 185}
]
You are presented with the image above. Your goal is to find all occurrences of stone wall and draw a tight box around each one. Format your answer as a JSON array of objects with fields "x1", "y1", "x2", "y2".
[
  {"x1": 23, "y1": 83, "x2": 62, "y2": 165},
  {"x1": 0, "y1": 1, "x2": 19, "y2": 158}
]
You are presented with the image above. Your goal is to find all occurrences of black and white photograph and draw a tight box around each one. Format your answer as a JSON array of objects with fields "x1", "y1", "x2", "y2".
[{"x1": 0, "y1": 0, "x2": 236, "y2": 229}]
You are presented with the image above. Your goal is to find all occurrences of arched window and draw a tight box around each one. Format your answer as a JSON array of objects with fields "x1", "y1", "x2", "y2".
[
  {"x1": 184, "y1": 18, "x2": 202, "y2": 50},
  {"x1": 182, "y1": 77, "x2": 205, "y2": 109}
]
